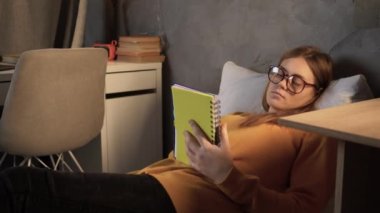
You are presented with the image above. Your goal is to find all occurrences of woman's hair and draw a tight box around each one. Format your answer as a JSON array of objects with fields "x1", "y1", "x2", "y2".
[{"x1": 240, "y1": 45, "x2": 333, "y2": 127}]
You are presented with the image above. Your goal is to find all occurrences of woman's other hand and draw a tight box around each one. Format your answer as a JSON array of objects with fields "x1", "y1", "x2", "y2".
[{"x1": 184, "y1": 120, "x2": 233, "y2": 184}]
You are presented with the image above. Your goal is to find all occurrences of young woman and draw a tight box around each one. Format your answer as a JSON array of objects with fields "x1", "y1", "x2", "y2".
[{"x1": 0, "y1": 46, "x2": 336, "y2": 213}]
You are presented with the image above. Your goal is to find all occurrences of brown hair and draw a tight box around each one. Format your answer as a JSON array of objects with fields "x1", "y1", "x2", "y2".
[{"x1": 240, "y1": 46, "x2": 333, "y2": 127}]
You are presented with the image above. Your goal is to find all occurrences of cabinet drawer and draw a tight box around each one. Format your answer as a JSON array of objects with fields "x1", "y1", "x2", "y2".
[
  {"x1": 105, "y1": 70, "x2": 156, "y2": 94},
  {"x1": 104, "y1": 93, "x2": 162, "y2": 172}
]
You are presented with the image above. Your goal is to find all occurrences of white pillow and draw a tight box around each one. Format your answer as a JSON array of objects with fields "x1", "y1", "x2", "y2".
[
  {"x1": 314, "y1": 74, "x2": 374, "y2": 109},
  {"x1": 218, "y1": 61, "x2": 267, "y2": 115},
  {"x1": 218, "y1": 61, "x2": 374, "y2": 115}
]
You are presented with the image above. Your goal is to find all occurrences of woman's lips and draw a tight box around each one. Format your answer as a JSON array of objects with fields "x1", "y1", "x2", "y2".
[{"x1": 271, "y1": 90, "x2": 285, "y2": 99}]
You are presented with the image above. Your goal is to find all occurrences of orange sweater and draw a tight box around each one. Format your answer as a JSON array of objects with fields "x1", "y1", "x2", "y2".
[{"x1": 134, "y1": 114, "x2": 337, "y2": 213}]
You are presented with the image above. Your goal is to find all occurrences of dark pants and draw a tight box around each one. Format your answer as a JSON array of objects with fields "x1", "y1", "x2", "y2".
[{"x1": 0, "y1": 167, "x2": 176, "y2": 213}]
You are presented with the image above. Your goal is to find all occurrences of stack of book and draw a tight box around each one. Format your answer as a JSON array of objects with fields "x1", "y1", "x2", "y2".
[
  {"x1": 1, "y1": 54, "x2": 19, "y2": 64},
  {"x1": 116, "y1": 36, "x2": 165, "y2": 63}
]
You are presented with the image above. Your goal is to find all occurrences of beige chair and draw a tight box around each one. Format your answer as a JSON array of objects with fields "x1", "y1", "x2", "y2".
[{"x1": 0, "y1": 48, "x2": 107, "y2": 172}]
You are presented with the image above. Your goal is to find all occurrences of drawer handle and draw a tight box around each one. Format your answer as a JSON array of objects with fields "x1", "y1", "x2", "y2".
[{"x1": 106, "y1": 89, "x2": 156, "y2": 99}]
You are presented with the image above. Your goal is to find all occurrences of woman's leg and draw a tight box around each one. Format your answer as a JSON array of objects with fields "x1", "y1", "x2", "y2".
[{"x1": 0, "y1": 167, "x2": 176, "y2": 213}]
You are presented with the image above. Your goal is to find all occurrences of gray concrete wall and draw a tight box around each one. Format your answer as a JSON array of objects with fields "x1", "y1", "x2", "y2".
[
  {"x1": 128, "y1": 0, "x2": 379, "y2": 91},
  {"x1": 159, "y1": 0, "x2": 353, "y2": 91}
]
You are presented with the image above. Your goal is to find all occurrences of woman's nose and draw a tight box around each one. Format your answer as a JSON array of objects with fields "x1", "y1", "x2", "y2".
[{"x1": 277, "y1": 77, "x2": 288, "y2": 90}]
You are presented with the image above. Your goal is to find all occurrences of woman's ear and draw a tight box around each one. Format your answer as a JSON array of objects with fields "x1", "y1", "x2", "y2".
[
  {"x1": 309, "y1": 89, "x2": 323, "y2": 107},
  {"x1": 316, "y1": 87, "x2": 324, "y2": 95}
]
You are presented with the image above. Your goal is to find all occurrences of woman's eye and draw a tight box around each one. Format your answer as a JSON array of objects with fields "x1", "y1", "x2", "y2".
[
  {"x1": 292, "y1": 81, "x2": 302, "y2": 87},
  {"x1": 292, "y1": 77, "x2": 304, "y2": 86}
]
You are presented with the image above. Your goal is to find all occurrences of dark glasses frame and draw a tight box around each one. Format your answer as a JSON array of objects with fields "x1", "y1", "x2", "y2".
[{"x1": 268, "y1": 65, "x2": 320, "y2": 94}]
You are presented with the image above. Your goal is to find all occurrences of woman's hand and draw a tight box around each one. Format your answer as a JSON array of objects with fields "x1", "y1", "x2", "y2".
[{"x1": 184, "y1": 120, "x2": 233, "y2": 184}]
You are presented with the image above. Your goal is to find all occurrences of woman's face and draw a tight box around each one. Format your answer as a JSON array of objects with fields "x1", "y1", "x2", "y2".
[{"x1": 266, "y1": 57, "x2": 317, "y2": 113}]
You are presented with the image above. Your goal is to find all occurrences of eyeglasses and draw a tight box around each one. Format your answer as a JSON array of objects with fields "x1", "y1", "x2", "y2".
[{"x1": 267, "y1": 65, "x2": 319, "y2": 94}]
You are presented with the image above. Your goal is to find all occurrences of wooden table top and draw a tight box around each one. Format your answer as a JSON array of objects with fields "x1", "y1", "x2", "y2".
[{"x1": 278, "y1": 98, "x2": 380, "y2": 148}]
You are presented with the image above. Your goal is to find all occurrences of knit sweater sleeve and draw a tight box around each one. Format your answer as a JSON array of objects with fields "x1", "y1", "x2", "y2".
[{"x1": 217, "y1": 132, "x2": 338, "y2": 213}]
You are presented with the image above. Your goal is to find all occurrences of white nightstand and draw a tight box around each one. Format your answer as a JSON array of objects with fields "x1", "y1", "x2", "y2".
[{"x1": 102, "y1": 61, "x2": 163, "y2": 173}]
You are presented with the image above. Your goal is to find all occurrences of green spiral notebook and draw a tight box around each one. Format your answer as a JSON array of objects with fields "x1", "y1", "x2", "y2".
[{"x1": 171, "y1": 84, "x2": 221, "y2": 164}]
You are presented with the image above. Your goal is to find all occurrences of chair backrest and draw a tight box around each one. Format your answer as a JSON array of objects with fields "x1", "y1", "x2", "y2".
[{"x1": 0, "y1": 48, "x2": 107, "y2": 156}]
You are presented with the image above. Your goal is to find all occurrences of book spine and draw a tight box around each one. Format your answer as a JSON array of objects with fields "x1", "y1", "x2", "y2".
[
  {"x1": 119, "y1": 36, "x2": 160, "y2": 43},
  {"x1": 118, "y1": 41, "x2": 161, "y2": 49},
  {"x1": 116, "y1": 49, "x2": 161, "y2": 57},
  {"x1": 210, "y1": 97, "x2": 221, "y2": 145},
  {"x1": 117, "y1": 55, "x2": 165, "y2": 63}
]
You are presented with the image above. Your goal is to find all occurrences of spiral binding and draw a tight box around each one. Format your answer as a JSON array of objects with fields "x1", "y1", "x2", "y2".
[{"x1": 210, "y1": 98, "x2": 221, "y2": 144}]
